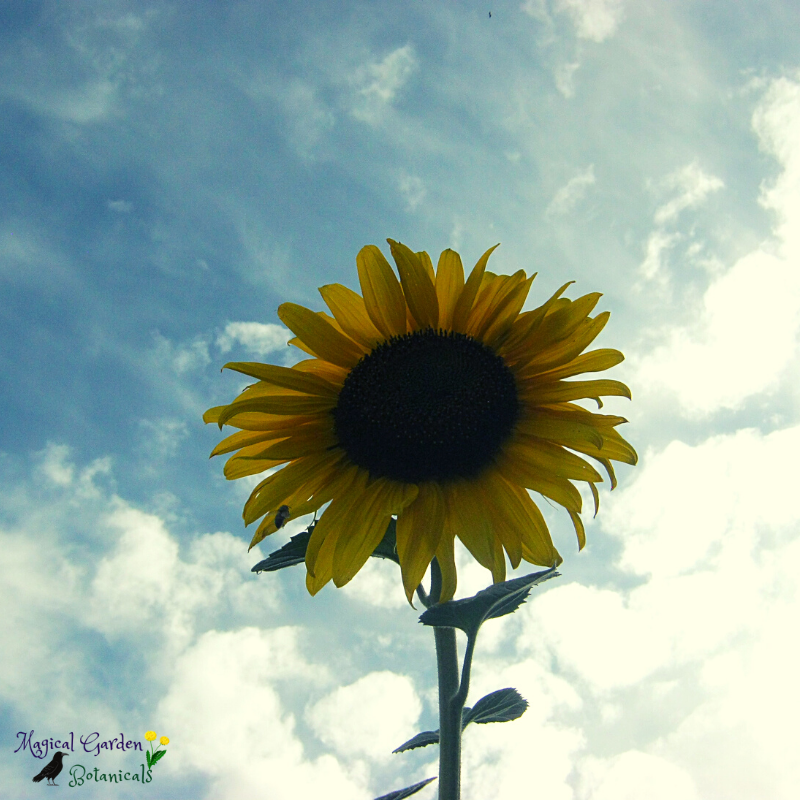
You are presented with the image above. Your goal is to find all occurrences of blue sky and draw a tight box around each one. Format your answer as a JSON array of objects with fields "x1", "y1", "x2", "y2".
[{"x1": 2, "y1": 1, "x2": 799, "y2": 797}]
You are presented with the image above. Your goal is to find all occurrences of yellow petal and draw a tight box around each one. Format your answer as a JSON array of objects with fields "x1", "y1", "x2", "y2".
[
  {"x1": 451, "y1": 244, "x2": 500, "y2": 333},
  {"x1": 504, "y1": 482, "x2": 561, "y2": 566},
  {"x1": 206, "y1": 408, "x2": 330, "y2": 432},
  {"x1": 442, "y1": 480, "x2": 497, "y2": 573},
  {"x1": 434, "y1": 532, "x2": 457, "y2": 602},
  {"x1": 481, "y1": 273, "x2": 537, "y2": 348},
  {"x1": 217, "y1": 394, "x2": 337, "y2": 426},
  {"x1": 306, "y1": 469, "x2": 369, "y2": 579},
  {"x1": 495, "y1": 451, "x2": 583, "y2": 513},
  {"x1": 531, "y1": 402, "x2": 629, "y2": 429},
  {"x1": 223, "y1": 362, "x2": 340, "y2": 397},
  {"x1": 515, "y1": 413, "x2": 605, "y2": 450},
  {"x1": 519, "y1": 378, "x2": 632, "y2": 406},
  {"x1": 278, "y1": 303, "x2": 365, "y2": 369},
  {"x1": 356, "y1": 245, "x2": 407, "y2": 338},
  {"x1": 224, "y1": 455, "x2": 287, "y2": 480},
  {"x1": 243, "y1": 449, "x2": 346, "y2": 525},
  {"x1": 319, "y1": 284, "x2": 384, "y2": 349},
  {"x1": 513, "y1": 293, "x2": 603, "y2": 368},
  {"x1": 557, "y1": 426, "x2": 639, "y2": 467},
  {"x1": 305, "y1": 508, "x2": 344, "y2": 592},
  {"x1": 435, "y1": 249, "x2": 465, "y2": 331},
  {"x1": 589, "y1": 482, "x2": 600, "y2": 517},
  {"x1": 396, "y1": 483, "x2": 445, "y2": 603},
  {"x1": 515, "y1": 314, "x2": 610, "y2": 377},
  {"x1": 466, "y1": 271, "x2": 531, "y2": 343},
  {"x1": 288, "y1": 336, "x2": 317, "y2": 358},
  {"x1": 568, "y1": 508, "x2": 586, "y2": 550},
  {"x1": 256, "y1": 460, "x2": 363, "y2": 553},
  {"x1": 498, "y1": 281, "x2": 574, "y2": 363},
  {"x1": 388, "y1": 239, "x2": 439, "y2": 330},
  {"x1": 504, "y1": 436, "x2": 603, "y2": 483},
  {"x1": 248, "y1": 422, "x2": 338, "y2": 460},
  {"x1": 292, "y1": 358, "x2": 349, "y2": 387},
  {"x1": 417, "y1": 250, "x2": 436, "y2": 284},
  {"x1": 332, "y1": 478, "x2": 419, "y2": 587},
  {"x1": 480, "y1": 471, "x2": 524, "y2": 568},
  {"x1": 209, "y1": 429, "x2": 280, "y2": 457}
]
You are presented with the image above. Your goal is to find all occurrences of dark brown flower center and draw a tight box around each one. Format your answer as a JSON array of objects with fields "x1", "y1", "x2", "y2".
[{"x1": 332, "y1": 328, "x2": 519, "y2": 483}]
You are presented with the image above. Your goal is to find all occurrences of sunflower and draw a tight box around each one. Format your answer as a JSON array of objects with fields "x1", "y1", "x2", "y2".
[{"x1": 205, "y1": 240, "x2": 636, "y2": 602}]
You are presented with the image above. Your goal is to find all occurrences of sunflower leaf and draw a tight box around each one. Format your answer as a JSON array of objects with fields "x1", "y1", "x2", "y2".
[
  {"x1": 251, "y1": 528, "x2": 313, "y2": 573},
  {"x1": 462, "y1": 688, "x2": 528, "y2": 726},
  {"x1": 373, "y1": 776, "x2": 437, "y2": 800},
  {"x1": 252, "y1": 519, "x2": 400, "y2": 574},
  {"x1": 418, "y1": 567, "x2": 559, "y2": 636},
  {"x1": 392, "y1": 729, "x2": 440, "y2": 753},
  {"x1": 394, "y1": 690, "x2": 527, "y2": 754}
]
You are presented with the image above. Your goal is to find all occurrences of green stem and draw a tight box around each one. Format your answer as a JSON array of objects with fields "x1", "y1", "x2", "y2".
[{"x1": 431, "y1": 560, "x2": 463, "y2": 800}]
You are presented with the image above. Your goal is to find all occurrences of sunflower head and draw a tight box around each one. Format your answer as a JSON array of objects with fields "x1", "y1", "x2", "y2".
[{"x1": 205, "y1": 239, "x2": 636, "y2": 603}]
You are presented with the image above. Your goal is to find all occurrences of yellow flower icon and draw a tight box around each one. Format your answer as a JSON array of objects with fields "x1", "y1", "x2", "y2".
[
  {"x1": 160, "y1": 737, "x2": 169, "y2": 746},
  {"x1": 144, "y1": 731, "x2": 156, "y2": 742}
]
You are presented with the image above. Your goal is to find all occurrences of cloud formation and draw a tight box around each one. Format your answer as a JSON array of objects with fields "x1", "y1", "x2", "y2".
[{"x1": 635, "y1": 76, "x2": 800, "y2": 415}]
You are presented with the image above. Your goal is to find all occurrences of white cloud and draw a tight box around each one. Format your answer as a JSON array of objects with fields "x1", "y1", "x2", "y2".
[
  {"x1": 38, "y1": 442, "x2": 75, "y2": 486},
  {"x1": 554, "y1": 60, "x2": 581, "y2": 98},
  {"x1": 107, "y1": 199, "x2": 133, "y2": 213},
  {"x1": 0, "y1": 8, "x2": 161, "y2": 124},
  {"x1": 341, "y1": 556, "x2": 411, "y2": 609},
  {"x1": 554, "y1": 0, "x2": 626, "y2": 43},
  {"x1": 138, "y1": 418, "x2": 189, "y2": 460},
  {"x1": 157, "y1": 628, "x2": 367, "y2": 800},
  {"x1": 578, "y1": 751, "x2": 700, "y2": 800},
  {"x1": 473, "y1": 419, "x2": 800, "y2": 799},
  {"x1": 0, "y1": 222, "x2": 73, "y2": 286},
  {"x1": 461, "y1": 656, "x2": 584, "y2": 799},
  {"x1": 547, "y1": 165, "x2": 596, "y2": 215},
  {"x1": 634, "y1": 77, "x2": 800, "y2": 415},
  {"x1": 216, "y1": 321, "x2": 290, "y2": 358},
  {"x1": 0, "y1": 448, "x2": 276, "y2": 714},
  {"x1": 306, "y1": 671, "x2": 422, "y2": 761},
  {"x1": 350, "y1": 45, "x2": 418, "y2": 125},
  {"x1": 151, "y1": 332, "x2": 211, "y2": 375},
  {"x1": 638, "y1": 229, "x2": 679, "y2": 280},
  {"x1": 279, "y1": 79, "x2": 336, "y2": 158},
  {"x1": 653, "y1": 162, "x2": 724, "y2": 225},
  {"x1": 0, "y1": 447, "x2": 411, "y2": 796},
  {"x1": 241, "y1": 72, "x2": 335, "y2": 160},
  {"x1": 605, "y1": 426, "x2": 799, "y2": 580},
  {"x1": 85, "y1": 504, "x2": 280, "y2": 659},
  {"x1": 752, "y1": 74, "x2": 800, "y2": 250},
  {"x1": 397, "y1": 173, "x2": 427, "y2": 211}
]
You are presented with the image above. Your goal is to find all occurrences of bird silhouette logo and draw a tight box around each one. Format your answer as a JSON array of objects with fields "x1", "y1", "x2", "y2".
[{"x1": 32, "y1": 751, "x2": 68, "y2": 786}]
